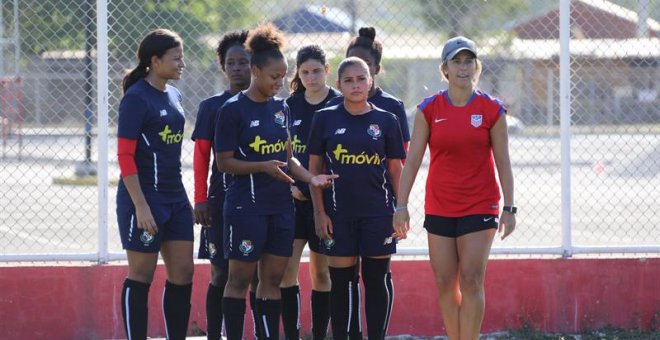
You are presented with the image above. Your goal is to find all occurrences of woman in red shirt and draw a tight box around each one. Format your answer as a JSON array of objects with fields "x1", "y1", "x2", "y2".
[{"x1": 393, "y1": 36, "x2": 516, "y2": 340}]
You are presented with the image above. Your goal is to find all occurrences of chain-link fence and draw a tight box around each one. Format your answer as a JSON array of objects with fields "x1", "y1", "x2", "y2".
[{"x1": 1, "y1": 0, "x2": 659, "y2": 261}]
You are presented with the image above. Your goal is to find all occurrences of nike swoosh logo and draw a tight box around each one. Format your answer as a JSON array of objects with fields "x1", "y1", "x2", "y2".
[
  {"x1": 435, "y1": 118, "x2": 447, "y2": 123},
  {"x1": 483, "y1": 217, "x2": 493, "y2": 222}
]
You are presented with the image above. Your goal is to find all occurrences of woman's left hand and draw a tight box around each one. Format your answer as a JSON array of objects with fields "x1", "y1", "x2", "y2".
[
  {"x1": 310, "y1": 174, "x2": 339, "y2": 188},
  {"x1": 498, "y1": 212, "x2": 516, "y2": 240},
  {"x1": 392, "y1": 210, "x2": 410, "y2": 240}
]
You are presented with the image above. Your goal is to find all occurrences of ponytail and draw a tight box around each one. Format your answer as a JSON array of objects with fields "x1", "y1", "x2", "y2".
[
  {"x1": 122, "y1": 28, "x2": 183, "y2": 93},
  {"x1": 122, "y1": 63, "x2": 148, "y2": 93},
  {"x1": 289, "y1": 72, "x2": 305, "y2": 94}
]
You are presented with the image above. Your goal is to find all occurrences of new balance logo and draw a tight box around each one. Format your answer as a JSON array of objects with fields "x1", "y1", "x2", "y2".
[
  {"x1": 160, "y1": 109, "x2": 168, "y2": 117},
  {"x1": 250, "y1": 120, "x2": 260, "y2": 127},
  {"x1": 335, "y1": 128, "x2": 346, "y2": 135},
  {"x1": 293, "y1": 119, "x2": 302, "y2": 126}
]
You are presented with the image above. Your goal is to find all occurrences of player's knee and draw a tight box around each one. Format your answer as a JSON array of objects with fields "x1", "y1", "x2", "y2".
[
  {"x1": 458, "y1": 270, "x2": 485, "y2": 295},
  {"x1": 128, "y1": 266, "x2": 157, "y2": 284},
  {"x1": 311, "y1": 267, "x2": 331, "y2": 287},
  {"x1": 211, "y1": 266, "x2": 228, "y2": 287},
  {"x1": 433, "y1": 271, "x2": 458, "y2": 291},
  {"x1": 279, "y1": 273, "x2": 298, "y2": 288},
  {"x1": 226, "y1": 273, "x2": 253, "y2": 291},
  {"x1": 168, "y1": 263, "x2": 194, "y2": 284},
  {"x1": 259, "y1": 270, "x2": 284, "y2": 289}
]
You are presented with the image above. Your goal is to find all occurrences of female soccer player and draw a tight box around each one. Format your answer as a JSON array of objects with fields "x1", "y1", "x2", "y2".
[
  {"x1": 280, "y1": 44, "x2": 340, "y2": 340},
  {"x1": 326, "y1": 26, "x2": 409, "y2": 338},
  {"x1": 393, "y1": 36, "x2": 516, "y2": 340},
  {"x1": 191, "y1": 30, "x2": 257, "y2": 340},
  {"x1": 116, "y1": 29, "x2": 192, "y2": 340},
  {"x1": 308, "y1": 56, "x2": 406, "y2": 340},
  {"x1": 214, "y1": 23, "x2": 337, "y2": 340},
  {"x1": 326, "y1": 27, "x2": 410, "y2": 150}
]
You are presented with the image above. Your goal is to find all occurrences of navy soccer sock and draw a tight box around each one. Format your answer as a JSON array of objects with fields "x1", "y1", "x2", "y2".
[
  {"x1": 206, "y1": 282, "x2": 225, "y2": 340},
  {"x1": 257, "y1": 298, "x2": 282, "y2": 340},
  {"x1": 329, "y1": 265, "x2": 360, "y2": 340},
  {"x1": 362, "y1": 258, "x2": 392, "y2": 340},
  {"x1": 311, "y1": 290, "x2": 331, "y2": 340},
  {"x1": 281, "y1": 285, "x2": 301, "y2": 340},
  {"x1": 121, "y1": 278, "x2": 150, "y2": 340},
  {"x1": 223, "y1": 297, "x2": 246, "y2": 340},
  {"x1": 163, "y1": 281, "x2": 192, "y2": 340}
]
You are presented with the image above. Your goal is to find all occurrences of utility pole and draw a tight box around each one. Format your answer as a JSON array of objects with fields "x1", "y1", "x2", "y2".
[{"x1": 75, "y1": 0, "x2": 97, "y2": 176}]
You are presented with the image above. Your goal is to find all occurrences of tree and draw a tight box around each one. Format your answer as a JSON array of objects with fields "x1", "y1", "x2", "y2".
[
  {"x1": 15, "y1": 0, "x2": 255, "y2": 62},
  {"x1": 415, "y1": 0, "x2": 528, "y2": 38}
]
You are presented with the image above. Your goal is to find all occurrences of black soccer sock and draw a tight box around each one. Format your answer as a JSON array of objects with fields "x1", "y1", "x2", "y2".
[
  {"x1": 257, "y1": 298, "x2": 282, "y2": 340},
  {"x1": 280, "y1": 286, "x2": 301, "y2": 340},
  {"x1": 163, "y1": 281, "x2": 192, "y2": 340},
  {"x1": 329, "y1": 265, "x2": 359, "y2": 340},
  {"x1": 362, "y1": 258, "x2": 392, "y2": 340},
  {"x1": 121, "y1": 278, "x2": 150, "y2": 340},
  {"x1": 206, "y1": 282, "x2": 225, "y2": 340},
  {"x1": 384, "y1": 272, "x2": 394, "y2": 334},
  {"x1": 223, "y1": 297, "x2": 246, "y2": 340},
  {"x1": 311, "y1": 290, "x2": 331, "y2": 340},
  {"x1": 348, "y1": 271, "x2": 363, "y2": 340},
  {"x1": 250, "y1": 290, "x2": 262, "y2": 339}
]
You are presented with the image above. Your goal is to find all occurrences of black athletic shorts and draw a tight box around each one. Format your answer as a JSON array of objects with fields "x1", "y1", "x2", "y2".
[{"x1": 423, "y1": 214, "x2": 498, "y2": 238}]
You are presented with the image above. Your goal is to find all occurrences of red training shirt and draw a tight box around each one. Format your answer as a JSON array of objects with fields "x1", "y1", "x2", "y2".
[{"x1": 418, "y1": 90, "x2": 506, "y2": 217}]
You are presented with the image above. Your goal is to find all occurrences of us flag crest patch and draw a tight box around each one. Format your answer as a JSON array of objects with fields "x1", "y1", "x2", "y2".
[{"x1": 471, "y1": 114, "x2": 482, "y2": 128}]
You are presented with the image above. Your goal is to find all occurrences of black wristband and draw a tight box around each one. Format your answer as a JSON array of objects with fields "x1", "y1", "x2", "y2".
[{"x1": 503, "y1": 206, "x2": 517, "y2": 214}]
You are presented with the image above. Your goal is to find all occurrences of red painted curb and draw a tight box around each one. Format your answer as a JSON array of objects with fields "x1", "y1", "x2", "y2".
[{"x1": 0, "y1": 258, "x2": 658, "y2": 339}]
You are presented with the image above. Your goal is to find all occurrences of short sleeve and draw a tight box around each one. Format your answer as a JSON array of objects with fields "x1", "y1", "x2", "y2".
[
  {"x1": 215, "y1": 104, "x2": 240, "y2": 153},
  {"x1": 494, "y1": 97, "x2": 507, "y2": 116},
  {"x1": 385, "y1": 115, "x2": 406, "y2": 159},
  {"x1": 306, "y1": 111, "x2": 325, "y2": 156},
  {"x1": 417, "y1": 95, "x2": 436, "y2": 127},
  {"x1": 191, "y1": 100, "x2": 214, "y2": 141},
  {"x1": 117, "y1": 94, "x2": 148, "y2": 139},
  {"x1": 487, "y1": 96, "x2": 507, "y2": 128},
  {"x1": 392, "y1": 101, "x2": 410, "y2": 142}
]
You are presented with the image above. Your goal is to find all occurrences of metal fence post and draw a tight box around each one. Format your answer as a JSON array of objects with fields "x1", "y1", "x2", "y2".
[
  {"x1": 97, "y1": 0, "x2": 109, "y2": 264},
  {"x1": 560, "y1": 0, "x2": 573, "y2": 258}
]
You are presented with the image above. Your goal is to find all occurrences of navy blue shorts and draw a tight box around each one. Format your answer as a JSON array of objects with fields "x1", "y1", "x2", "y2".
[
  {"x1": 294, "y1": 199, "x2": 322, "y2": 253},
  {"x1": 198, "y1": 197, "x2": 228, "y2": 270},
  {"x1": 224, "y1": 212, "x2": 295, "y2": 262},
  {"x1": 321, "y1": 215, "x2": 396, "y2": 257},
  {"x1": 423, "y1": 214, "x2": 498, "y2": 238},
  {"x1": 117, "y1": 196, "x2": 194, "y2": 253}
]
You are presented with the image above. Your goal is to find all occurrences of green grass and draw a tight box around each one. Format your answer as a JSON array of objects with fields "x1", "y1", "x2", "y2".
[{"x1": 52, "y1": 176, "x2": 118, "y2": 186}]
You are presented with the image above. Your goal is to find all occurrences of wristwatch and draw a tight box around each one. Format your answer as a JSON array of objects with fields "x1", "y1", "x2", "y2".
[{"x1": 503, "y1": 206, "x2": 517, "y2": 214}]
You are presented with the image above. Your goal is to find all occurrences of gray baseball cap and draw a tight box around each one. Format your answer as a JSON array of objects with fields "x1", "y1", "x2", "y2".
[{"x1": 441, "y1": 36, "x2": 477, "y2": 62}]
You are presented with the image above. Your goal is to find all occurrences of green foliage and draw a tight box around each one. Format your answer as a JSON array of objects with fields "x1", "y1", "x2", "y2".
[
  {"x1": 415, "y1": 0, "x2": 528, "y2": 38},
  {"x1": 16, "y1": 0, "x2": 89, "y2": 55},
  {"x1": 14, "y1": 0, "x2": 255, "y2": 63}
]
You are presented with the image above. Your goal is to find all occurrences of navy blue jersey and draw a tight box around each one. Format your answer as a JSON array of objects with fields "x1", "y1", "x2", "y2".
[
  {"x1": 307, "y1": 104, "x2": 406, "y2": 217},
  {"x1": 286, "y1": 88, "x2": 341, "y2": 199},
  {"x1": 191, "y1": 90, "x2": 235, "y2": 200},
  {"x1": 215, "y1": 92, "x2": 293, "y2": 216},
  {"x1": 326, "y1": 87, "x2": 410, "y2": 142},
  {"x1": 117, "y1": 79, "x2": 186, "y2": 194}
]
